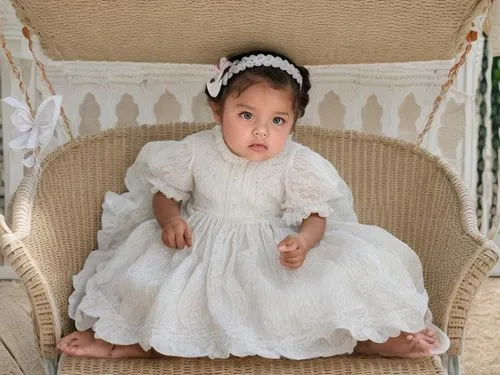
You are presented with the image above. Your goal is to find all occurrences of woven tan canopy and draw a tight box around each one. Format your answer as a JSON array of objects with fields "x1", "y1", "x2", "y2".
[{"x1": 10, "y1": 0, "x2": 488, "y2": 65}]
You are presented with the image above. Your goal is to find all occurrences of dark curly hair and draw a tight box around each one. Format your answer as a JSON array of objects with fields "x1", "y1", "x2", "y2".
[{"x1": 206, "y1": 50, "x2": 311, "y2": 124}]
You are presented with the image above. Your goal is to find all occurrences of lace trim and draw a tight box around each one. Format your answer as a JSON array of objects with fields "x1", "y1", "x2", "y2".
[
  {"x1": 153, "y1": 184, "x2": 191, "y2": 203},
  {"x1": 72, "y1": 292, "x2": 450, "y2": 358},
  {"x1": 282, "y1": 204, "x2": 333, "y2": 226},
  {"x1": 212, "y1": 125, "x2": 250, "y2": 165}
]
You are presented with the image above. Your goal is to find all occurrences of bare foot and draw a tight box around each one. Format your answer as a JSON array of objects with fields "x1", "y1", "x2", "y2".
[
  {"x1": 58, "y1": 330, "x2": 153, "y2": 358},
  {"x1": 355, "y1": 329, "x2": 439, "y2": 358}
]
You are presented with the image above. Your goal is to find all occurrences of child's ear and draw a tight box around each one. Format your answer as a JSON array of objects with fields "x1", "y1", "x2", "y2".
[{"x1": 210, "y1": 102, "x2": 222, "y2": 124}]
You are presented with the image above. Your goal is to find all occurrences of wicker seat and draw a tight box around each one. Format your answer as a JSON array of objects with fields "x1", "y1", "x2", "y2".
[
  {"x1": 0, "y1": 123, "x2": 497, "y2": 375},
  {"x1": 58, "y1": 354, "x2": 446, "y2": 375}
]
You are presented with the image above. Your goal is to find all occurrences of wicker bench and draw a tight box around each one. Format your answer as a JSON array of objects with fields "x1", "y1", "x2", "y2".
[{"x1": 1, "y1": 123, "x2": 497, "y2": 374}]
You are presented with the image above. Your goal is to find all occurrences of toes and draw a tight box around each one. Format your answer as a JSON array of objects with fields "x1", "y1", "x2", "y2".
[
  {"x1": 414, "y1": 331, "x2": 437, "y2": 347},
  {"x1": 66, "y1": 344, "x2": 79, "y2": 356},
  {"x1": 422, "y1": 335, "x2": 436, "y2": 345},
  {"x1": 422, "y1": 328, "x2": 436, "y2": 339},
  {"x1": 397, "y1": 332, "x2": 437, "y2": 358},
  {"x1": 59, "y1": 339, "x2": 77, "y2": 354},
  {"x1": 70, "y1": 346, "x2": 84, "y2": 356},
  {"x1": 410, "y1": 329, "x2": 437, "y2": 346},
  {"x1": 406, "y1": 334, "x2": 421, "y2": 346},
  {"x1": 408, "y1": 341, "x2": 433, "y2": 358},
  {"x1": 67, "y1": 339, "x2": 81, "y2": 351},
  {"x1": 58, "y1": 335, "x2": 77, "y2": 351},
  {"x1": 415, "y1": 339, "x2": 435, "y2": 354}
]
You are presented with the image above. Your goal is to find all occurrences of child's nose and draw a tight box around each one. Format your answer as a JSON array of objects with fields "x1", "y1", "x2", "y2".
[{"x1": 252, "y1": 123, "x2": 269, "y2": 137}]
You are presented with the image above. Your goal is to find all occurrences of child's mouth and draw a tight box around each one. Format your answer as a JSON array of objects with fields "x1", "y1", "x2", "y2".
[{"x1": 249, "y1": 144, "x2": 268, "y2": 152}]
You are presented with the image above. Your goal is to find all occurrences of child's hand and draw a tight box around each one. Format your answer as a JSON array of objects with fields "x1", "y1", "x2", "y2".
[
  {"x1": 277, "y1": 234, "x2": 309, "y2": 269},
  {"x1": 161, "y1": 216, "x2": 193, "y2": 249}
]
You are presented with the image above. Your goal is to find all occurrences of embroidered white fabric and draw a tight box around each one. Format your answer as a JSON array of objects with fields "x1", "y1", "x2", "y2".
[{"x1": 68, "y1": 126, "x2": 450, "y2": 359}]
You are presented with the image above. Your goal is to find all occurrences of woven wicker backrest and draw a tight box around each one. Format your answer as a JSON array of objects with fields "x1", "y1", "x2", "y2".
[{"x1": 21, "y1": 123, "x2": 479, "y2": 343}]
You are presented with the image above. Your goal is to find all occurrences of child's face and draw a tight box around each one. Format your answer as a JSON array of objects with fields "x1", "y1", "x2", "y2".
[{"x1": 212, "y1": 82, "x2": 295, "y2": 161}]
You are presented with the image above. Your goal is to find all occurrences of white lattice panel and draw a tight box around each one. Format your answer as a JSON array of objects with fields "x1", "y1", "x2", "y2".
[{"x1": 39, "y1": 59, "x2": 478, "y2": 186}]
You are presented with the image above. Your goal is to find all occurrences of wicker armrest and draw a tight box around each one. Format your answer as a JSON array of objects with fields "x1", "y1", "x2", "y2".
[
  {"x1": 445, "y1": 235, "x2": 498, "y2": 356},
  {"x1": 0, "y1": 168, "x2": 62, "y2": 359},
  {"x1": 6, "y1": 168, "x2": 38, "y2": 238},
  {"x1": 411, "y1": 168, "x2": 499, "y2": 356}
]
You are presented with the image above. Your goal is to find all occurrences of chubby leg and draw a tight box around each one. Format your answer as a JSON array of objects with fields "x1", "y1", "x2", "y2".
[
  {"x1": 58, "y1": 330, "x2": 154, "y2": 358},
  {"x1": 355, "y1": 328, "x2": 439, "y2": 358}
]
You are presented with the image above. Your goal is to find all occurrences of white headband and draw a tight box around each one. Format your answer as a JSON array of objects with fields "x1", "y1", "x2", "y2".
[{"x1": 206, "y1": 54, "x2": 303, "y2": 98}]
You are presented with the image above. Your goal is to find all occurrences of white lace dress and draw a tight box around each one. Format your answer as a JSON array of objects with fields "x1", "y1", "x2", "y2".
[{"x1": 68, "y1": 126, "x2": 450, "y2": 359}]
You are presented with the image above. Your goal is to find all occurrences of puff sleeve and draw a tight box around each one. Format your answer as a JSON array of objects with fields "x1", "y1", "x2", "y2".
[
  {"x1": 124, "y1": 136, "x2": 194, "y2": 202},
  {"x1": 282, "y1": 146, "x2": 357, "y2": 226}
]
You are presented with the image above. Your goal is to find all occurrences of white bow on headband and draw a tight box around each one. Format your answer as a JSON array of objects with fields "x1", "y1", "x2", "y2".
[
  {"x1": 2, "y1": 95, "x2": 62, "y2": 167},
  {"x1": 206, "y1": 54, "x2": 303, "y2": 98},
  {"x1": 206, "y1": 57, "x2": 233, "y2": 98}
]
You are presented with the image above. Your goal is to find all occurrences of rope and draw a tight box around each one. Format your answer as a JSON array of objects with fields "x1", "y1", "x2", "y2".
[
  {"x1": 416, "y1": 31, "x2": 477, "y2": 147},
  {"x1": 0, "y1": 25, "x2": 54, "y2": 166},
  {"x1": 22, "y1": 27, "x2": 74, "y2": 140},
  {"x1": 0, "y1": 33, "x2": 35, "y2": 118}
]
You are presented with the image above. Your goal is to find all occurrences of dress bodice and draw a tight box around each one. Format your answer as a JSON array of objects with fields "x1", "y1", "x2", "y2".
[{"x1": 188, "y1": 127, "x2": 293, "y2": 219}]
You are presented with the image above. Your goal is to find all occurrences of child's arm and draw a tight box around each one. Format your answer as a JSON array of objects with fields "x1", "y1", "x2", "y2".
[
  {"x1": 278, "y1": 213, "x2": 326, "y2": 269},
  {"x1": 298, "y1": 213, "x2": 326, "y2": 249},
  {"x1": 153, "y1": 191, "x2": 182, "y2": 226},
  {"x1": 153, "y1": 192, "x2": 192, "y2": 249}
]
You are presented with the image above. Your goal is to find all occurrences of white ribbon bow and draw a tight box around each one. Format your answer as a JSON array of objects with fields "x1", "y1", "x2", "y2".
[
  {"x1": 206, "y1": 57, "x2": 232, "y2": 98},
  {"x1": 2, "y1": 95, "x2": 62, "y2": 167}
]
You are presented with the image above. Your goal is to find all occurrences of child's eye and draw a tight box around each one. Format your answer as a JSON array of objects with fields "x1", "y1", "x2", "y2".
[
  {"x1": 240, "y1": 112, "x2": 253, "y2": 120},
  {"x1": 272, "y1": 117, "x2": 285, "y2": 126}
]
